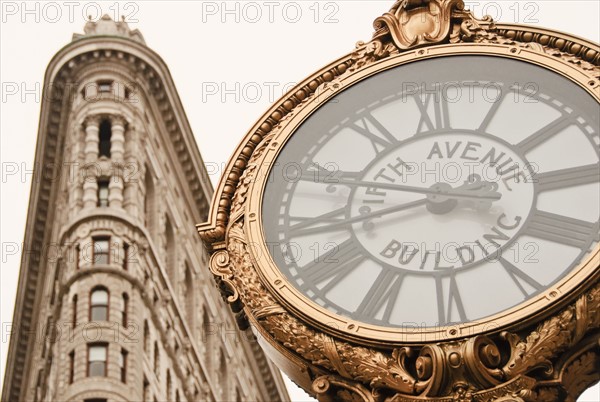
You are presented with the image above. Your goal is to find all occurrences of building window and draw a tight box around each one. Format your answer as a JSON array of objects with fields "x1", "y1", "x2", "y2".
[
  {"x1": 90, "y1": 287, "x2": 109, "y2": 321},
  {"x1": 183, "y1": 262, "x2": 194, "y2": 323},
  {"x1": 153, "y1": 341, "x2": 159, "y2": 375},
  {"x1": 143, "y1": 320, "x2": 150, "y2": 353},
  {"x1": 144, "y1": 168, "x2": 155, "y2": 236},
  {"x1": 121, "y1": 293, "x2": 129, "y2": 327},
  {"x1": 87, "y1": 343, "x2": 108, "y2": 377},
  {"x1": 143, "y1": 377, "x2": 149, "y2": 401},
  {"x1": 72, "y1": 294, "x2": 78, "y2": 327},
  {"x1": 175, "y1": 390, "x2": 180, "y2": 402},
  {"x1": 75, "y1": 244, "x2": 80, "y2": 270},
  {"x1": 98, "y1": 119, "x2": 111, "y2": 158},
  {"x1": 119, "y1": 348, "x2": 128, "y2": 383},
  {"x1": 166, "y1": 370, "x2": 172, "y2": 400},
  {"x1": 68, "y1": 350, "x2": 75, "y2": 384},
  {"x1": 165, "y1": 215, "x2": 175, "y2": 284},
  {"x1": 97, "y1": 179, "x2": 109, "y2": 207},
  {"x1": 85, "y1": 399, "x2": 107, "y2": 402},
  {"x1": 93, "y1": 238, "x2": 110, "y2": 265},
  {"x1": 97, "y1": 80, "x2": 113, "y2": 93},
  {"x1": 123, "y1": 243, "x2": 129, "y2": 270},
  {"x1": 219, "y1": 349, "x2": 228, "y2": 399}
]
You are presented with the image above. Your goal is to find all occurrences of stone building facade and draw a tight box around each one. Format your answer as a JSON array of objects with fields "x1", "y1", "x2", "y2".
[{"x1": 1, "y1": 16, "x2": 290, "y2": 402}]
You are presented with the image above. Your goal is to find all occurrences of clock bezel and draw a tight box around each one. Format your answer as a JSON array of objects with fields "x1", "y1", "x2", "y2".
[{"x1": 243, "y1": 43, "x2": 600, "y2": 345}]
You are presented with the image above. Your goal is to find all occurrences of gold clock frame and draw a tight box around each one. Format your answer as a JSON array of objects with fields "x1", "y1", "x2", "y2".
[{"x1": 199, "y1": 1, "x2": 600, "y2": 401}]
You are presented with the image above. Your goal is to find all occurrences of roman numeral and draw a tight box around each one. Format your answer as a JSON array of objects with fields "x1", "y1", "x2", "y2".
[
  {"x1": 525, "y1": 210, "x2": 598, "y2": 249},
  {"x1": 516, "y1": 115, "x2": 572, "y2": 154},
  {"x1": 349, "y1": 113, "x2": 398, "y2": 154},
  {"x1": 300, "y1": 239, "x2": 365, "y2": 286},
  {"x1": 288, "y1": 207, "x2": 348, "y2": 238},
  {"x1": 478, "y1": 90, "x2": 507, "y2": 133},
  {"x1": 414, "y1": 90, "x2": 451, "y2": 134},
  {"x1": 499, "y1": 257, "x2": 543, "y2": 298},
  {"x1": 436, "y1": 274, "x2": 467, "y2": 326},
  {"x1": 355, "y1": 270, "x2": 405, "y2": 323},
  {"x1": 536, "y1": 164, "x2": 600, "y2": 191}
]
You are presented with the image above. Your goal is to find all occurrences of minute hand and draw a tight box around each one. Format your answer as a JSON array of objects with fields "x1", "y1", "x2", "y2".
[{"x1": 304, "y1": 175, "x2": 502, "y2": 201}]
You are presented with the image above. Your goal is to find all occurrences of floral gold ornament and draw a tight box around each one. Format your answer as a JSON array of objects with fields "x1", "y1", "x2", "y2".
[{"x1": 198, "y1": 0, "x2": 600, "y2": 400}]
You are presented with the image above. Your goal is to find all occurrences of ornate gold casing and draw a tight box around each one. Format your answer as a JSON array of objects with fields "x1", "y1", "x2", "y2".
[{"x1": 198, "y1": 1, "x2": 600, "y2": 400}]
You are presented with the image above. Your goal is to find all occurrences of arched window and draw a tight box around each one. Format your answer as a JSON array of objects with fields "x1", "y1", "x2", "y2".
[
  {"x1": 144, "y1": 168, "x2": 155, "y2": 236},
  {"x1": 165, "y1": 215, "x2": 175, "y2": 284},
  {"x1": 98, "y1": 119, "x2": 111, "y2": 158},
  {"x1": 87, "y1": 343, "x2": 108, "y2": 377},
  {"x1": 121, "y1": 293, "x2": 129, "y2": 327},
  {"x1": 143, "y1": 320, "x2": 150, "y2": 353},
  {"x1": 175, "y1": 390, "x2": 180, "y2": 402},
  {"x1": 90, "y1": 287, "x2": 109, "y2": 321}
]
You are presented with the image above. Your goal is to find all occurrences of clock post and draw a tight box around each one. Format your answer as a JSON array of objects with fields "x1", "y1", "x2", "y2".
[{"x1": 198, "y1": 1, "x2": 600, "y2": 401}]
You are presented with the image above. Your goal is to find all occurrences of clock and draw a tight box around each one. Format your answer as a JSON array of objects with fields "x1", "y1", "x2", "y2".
[
  {"x1": 199, "y1": 1, "x2": 600, "y2": 400},
  {"x1": 252, "y1": 48, "x2": 600, "y2": 343}
]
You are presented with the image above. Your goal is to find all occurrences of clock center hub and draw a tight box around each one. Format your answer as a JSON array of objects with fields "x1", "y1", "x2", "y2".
[{"x1": 349, "y1": 132, "x2": 535, "y2": 272}]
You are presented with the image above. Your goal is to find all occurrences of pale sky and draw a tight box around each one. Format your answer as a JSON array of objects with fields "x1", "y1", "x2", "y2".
[{"x1": 1, "y1": 1, "x2": 599, "y2": 401}]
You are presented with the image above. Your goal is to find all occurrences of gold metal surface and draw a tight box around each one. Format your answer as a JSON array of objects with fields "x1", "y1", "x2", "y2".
[{"x1": 198, "y1": 1, "x2": 600, "y2": 400}]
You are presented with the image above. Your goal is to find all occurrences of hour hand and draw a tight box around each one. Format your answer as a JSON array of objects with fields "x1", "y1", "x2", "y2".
[{"x1": 427, "y1": 175, "x2": 501, "y2": 214}]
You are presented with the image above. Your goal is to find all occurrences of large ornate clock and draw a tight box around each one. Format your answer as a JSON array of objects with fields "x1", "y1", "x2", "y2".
[{"x1": 199, "y1": 1, "x2": 600, "y2": 401}]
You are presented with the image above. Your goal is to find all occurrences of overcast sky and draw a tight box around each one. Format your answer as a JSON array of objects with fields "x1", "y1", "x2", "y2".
[{"x1": 1, "y1": 1, "x2": 599, "y2": 401}]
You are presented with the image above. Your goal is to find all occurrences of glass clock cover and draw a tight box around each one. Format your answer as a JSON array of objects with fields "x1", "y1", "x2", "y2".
[{"x1": 262, "y1": 55, "x2": 600, "y2": 329}]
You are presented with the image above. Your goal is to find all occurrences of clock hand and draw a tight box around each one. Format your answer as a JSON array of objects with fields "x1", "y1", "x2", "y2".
[
  {"x1": 291, "y1": 198, "x2": 428, "y2": 237},
  {"x1": 301, "y1": 174, "x2": 502, "y2": 201}
]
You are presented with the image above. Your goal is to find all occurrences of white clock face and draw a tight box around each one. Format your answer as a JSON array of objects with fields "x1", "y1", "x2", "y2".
[{"x1": 262, "y1": 55, "x2": 600, "y2": 329}]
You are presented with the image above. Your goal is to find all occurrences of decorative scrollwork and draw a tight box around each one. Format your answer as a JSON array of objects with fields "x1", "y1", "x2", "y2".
[
  {"x1": 502, "y1": 284, "x2": 600, "y2": 379},
  {"x1": 372, "y1": 0, "x2": 494, "y2": 50},
  {"x1": 198, "y1": 2, "x2": 600, "y2": 401},
  {"x1": 208, "y1": 249, "x2": 239, "y2": 305},
  {"x1": 312, "y1": 375, "x2": 378, "y2": 402},
  {"x1": 561, "y1": 352, "x2": 599, "y2": 402}
]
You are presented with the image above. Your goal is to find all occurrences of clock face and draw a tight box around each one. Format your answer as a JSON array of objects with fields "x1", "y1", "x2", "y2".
[{"x1": 261, "y1": 55, "x2": 600, "y2": 330}]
